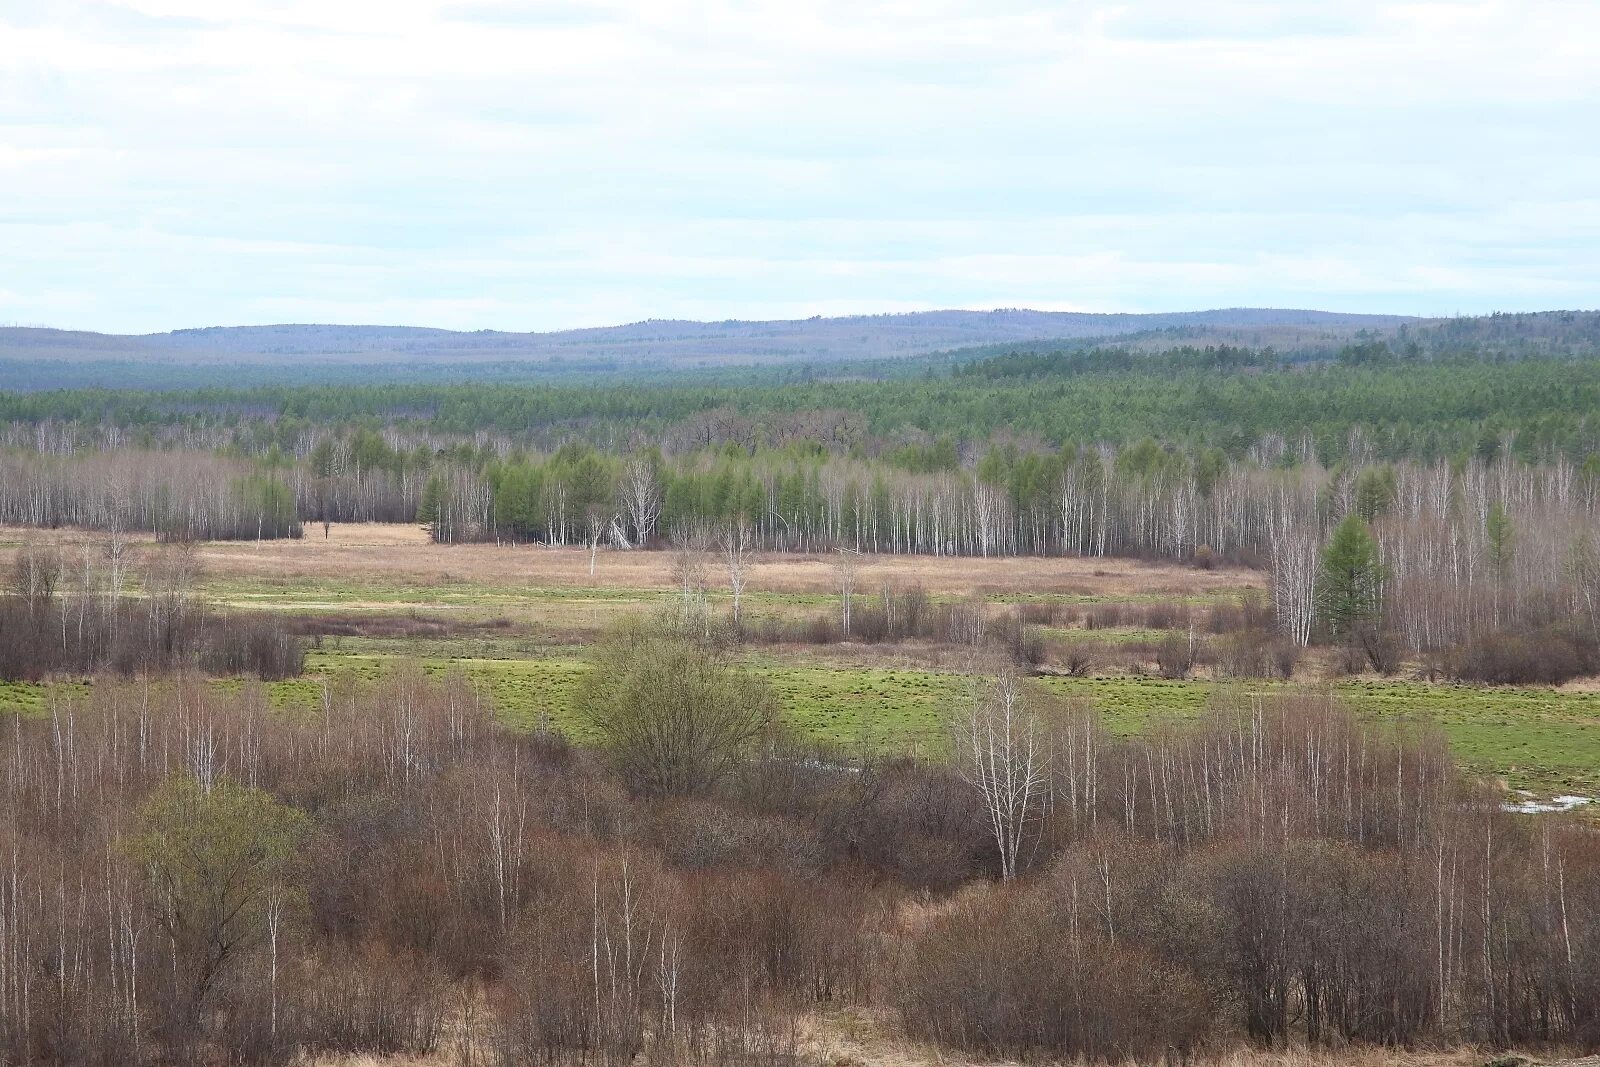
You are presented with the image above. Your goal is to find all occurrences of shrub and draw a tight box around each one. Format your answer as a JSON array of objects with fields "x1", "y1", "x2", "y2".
[
  {"x1": 1142, "y1": 599, "x2": 1190, "y2": 631},
  {"x1": 1215, "y1": 628, "x2": 1298, "y2": 680},
  {"x1": 200, "y1": 615, "x2": 306, "y2": 680},
  {"x1": 575, "y1": 624, "x2": 780, "y2": 797},
  {"x1": 289, "y1": 946, "x2": 448, "y2": 1056},
  {"x1": 1443, "y1": 625, "x2": 1600, "y2": 685},
  {"x1": 1156, "y1": 631, "x2": 1202, "y2": 679},
  {"x1": 898, "y1": 886, "x2": 1212, "y2": 1061},
  {"x1": 1084, "y1": 603, "x2": 1123, "y2": 630},
  {"x1": 1057, "y1": 637, "x2": 1097, "y2": 677}
]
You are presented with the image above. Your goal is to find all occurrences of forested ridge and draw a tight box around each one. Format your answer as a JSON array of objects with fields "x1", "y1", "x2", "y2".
[{"x1": 6, "y1": 344, "x2": 1600, "y2": 460}]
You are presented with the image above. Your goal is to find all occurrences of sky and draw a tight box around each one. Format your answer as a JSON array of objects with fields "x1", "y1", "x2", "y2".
[{"x1": 1, "y1": 0, "x2": 1597, "y2": 334}]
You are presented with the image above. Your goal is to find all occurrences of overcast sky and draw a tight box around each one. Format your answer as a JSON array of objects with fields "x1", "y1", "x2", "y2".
[{"x1": 1, "y1": 1, "x2": 1597, "y2": 333}]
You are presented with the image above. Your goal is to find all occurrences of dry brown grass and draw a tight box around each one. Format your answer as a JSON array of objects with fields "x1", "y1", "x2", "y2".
[
  {"x1": 298, "y1": 1056, "x2": 454, "y2": 1067},
  {"x1": 1187, "y1": 1052, "x2": 1492, "y2": 1067},
  {"x1": 0, "y1": 523, "x2": 1263, "y2": 600},
  {"x1": 297, "y1": 1005, "x2": 1512, "y2": 1067},
  {"x1": 803, "y1": 1008, "x2": 1504, "y2": 1067}
]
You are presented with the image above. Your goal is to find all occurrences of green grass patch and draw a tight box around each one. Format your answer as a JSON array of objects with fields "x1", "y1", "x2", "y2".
[
  {"x1": 301, "y1": 652, "x2": 1600, "y2": 796},
  {"x1": 5, "y1": 646, "x2": 1598, "y2": 799}
]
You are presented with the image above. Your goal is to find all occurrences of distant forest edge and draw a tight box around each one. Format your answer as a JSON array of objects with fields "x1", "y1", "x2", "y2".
[{"x1": 5, "y1": 320, "x2": 1600, "y2": 462}]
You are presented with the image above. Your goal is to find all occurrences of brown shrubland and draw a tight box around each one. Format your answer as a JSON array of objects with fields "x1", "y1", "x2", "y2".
[{"x1": 0, "y1": 660, "x2": 1595, "y2": 1064}]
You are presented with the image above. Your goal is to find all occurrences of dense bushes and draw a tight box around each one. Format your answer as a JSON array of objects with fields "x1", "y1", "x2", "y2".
[
  {"x1": 1442, "y1": 624, "x2": 1600, "y2": 685},
  {"x1": 899, "y1": 884, "x2": 1212, "y2": 1060},
  {"x1": 0, "y1": 672, "x2": 944, "y2": 1065},
  {"x1": 899, "y1": 697, "x2": 1600, "y2": 1057},
  {"x1": 740, "y1": 584, "x2": 1047, "y2": 664},
  {"x1": 2, "y1": 667, "x2": 1598, "y2": 1064},
  {"x1": 198, "y1": 613, "x2": 306, "y2": 679},
  {"x1": 0, "y1": 542, "x2": 304, "y2": 681},
  {"x1": 1213, "y1": 627, "x2": 1300, "y2": 679},
  {"x1": 0, "y1": 595, "x2": 304, "y2": 681}
]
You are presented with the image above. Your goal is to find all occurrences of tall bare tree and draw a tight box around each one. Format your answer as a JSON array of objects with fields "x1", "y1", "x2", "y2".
[
  {"x1": 621, "y1": 455, "x2": 662, "y2": 546},
  {"x1": 721, "y1": 521, "x2": 753, "y2": 627},
  {"x1": 584, "y1": 506, "x2": 615, "y2": 577},
  {"x1": 669, "y1": 528, "x2": 709, "y2": 625},
  {"x1": 833, "y1": 548, "x2": 861, "y2": 638},
  {"x1": 952, "y1": 667, "x2": 1051, "y2": 881}
]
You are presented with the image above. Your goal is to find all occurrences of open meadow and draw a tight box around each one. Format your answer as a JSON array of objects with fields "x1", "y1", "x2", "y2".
[{"x1": 4, "y1": 523, "x2": 1598, "y2": 801}]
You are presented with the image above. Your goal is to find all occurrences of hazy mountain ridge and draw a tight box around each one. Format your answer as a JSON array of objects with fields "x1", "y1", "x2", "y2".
[
  {"x1": 0, "y1": 308, "x2": 1417, "y2": 367},
  {"x1": 5, "y1": 309, "x2": 1596, "y2": 394}
]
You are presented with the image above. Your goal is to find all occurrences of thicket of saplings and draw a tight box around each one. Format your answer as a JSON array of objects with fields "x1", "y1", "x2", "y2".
[
  {"x1": 0, "y1": 542, "x2": 304, "y2": 682},
  {"x1": 734, "y1": 579, "x2": 1303, "y2": 678},
  {"x1": 2, "y1": 623, "x2": 1595, "y2": 1065},
  {"x1": 734, "y1": 560, "x2": 1597, "y2": 687}
]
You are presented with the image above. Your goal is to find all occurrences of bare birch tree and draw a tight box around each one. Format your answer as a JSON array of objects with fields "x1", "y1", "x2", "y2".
[
  {"x1": 585, "y1": 506, "x2": 615, "y2": 577},
  {"x1": 833, "y1": 548, "x2": 861, "y2": 638},
  {"x1": 669, "y1": 528, "x2": 709, "y2": 626},
  {"x1": 621, "y1": 455, "x2": 663, "y2": 546},
  {"x1": 952, "y1": 667, "x2": 1051, "y2": 881},
  {"x1": 721, "y1": 521, "x2": 753, "y2": 627}
]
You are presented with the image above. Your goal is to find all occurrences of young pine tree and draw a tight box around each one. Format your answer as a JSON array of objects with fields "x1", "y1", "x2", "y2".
[
  {"x1": 1484, "y1": 500, "x2": 1515, "y2": 626},
  {"x1": 1319, "y1": 513, "x2": 1385, "y2": 641}
]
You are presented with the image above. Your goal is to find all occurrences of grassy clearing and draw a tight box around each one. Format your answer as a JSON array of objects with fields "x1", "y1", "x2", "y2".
[
  {"x1": 3, "y1": 652, "x2": 1597, "y2": 796},
  {"x1": 3, "y1": 526, "x2": 1594, "y2": 800},
  {"x1": 1039, "y1": 676, "x2": 1600, "y2": 797},
  {"x1": 295, "y1": 653, "x2": 1600, "y2": 796}
]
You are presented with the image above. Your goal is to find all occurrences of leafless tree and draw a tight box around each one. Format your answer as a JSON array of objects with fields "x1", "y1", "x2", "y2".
[
  {"x1": 833, "y1": 548, "x2": 861, "y2": 639},
  {"x1": 621, "y1": 455, "x2": 662, "y2": 546},
  {"x1": 584, "y1": 506, "x2": 615, "y2": 578},
  {"x1": 952, "y1": 667, "x2": 1051, "y2": 880},
  {"x1": 721, "y1": 521, "x2": 753, "y2": 627},
  {"x1": 1270, "y1": 516, "x2": 1319, "y2": 647},
  {"x1": 1571, "y1": 532, "x2": 1600, "y2": 638},
  {"x1": 669, "y1": 528, "x2": 709, "y2": 624}
]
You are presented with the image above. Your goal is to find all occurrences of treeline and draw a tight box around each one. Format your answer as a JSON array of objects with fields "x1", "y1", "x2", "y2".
[
  {"x1": 0, "y1": 449, "x2": 300, "y2": 539},
  {"x1": 955, "y1": 342, "x2": 1280, "y2": 379},
  {"x1": 1, "y1": 650, "x2": 1596, "y2": 1064},
  {"x1": 3, "y1": 436, "x2": 1599, "y2": 668},
  {"x1": 430, "y1": 446, "x2": 1600, "y2": 658},
  {"x1": 421, "y1": 442, "x2": 1599, "y2": 562},
  {"x1": 951, "y1": 337, "x2": 1487, "y2": 379}
]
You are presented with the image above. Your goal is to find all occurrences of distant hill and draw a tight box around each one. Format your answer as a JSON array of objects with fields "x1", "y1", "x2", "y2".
[
  {"x1": 0, "y1": 308, "x2": 1417, "y2": 369},
  {"x1": 6, "y1": 308, "x2": 1598, "y2": 394}
]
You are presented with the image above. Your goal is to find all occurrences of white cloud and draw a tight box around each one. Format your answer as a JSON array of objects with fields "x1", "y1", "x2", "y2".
[{"x1": 0, "y1": 0, "x2": 1596, "y2": 331}]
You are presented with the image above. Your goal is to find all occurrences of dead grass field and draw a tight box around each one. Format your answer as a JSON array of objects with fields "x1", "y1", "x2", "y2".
[
  {"x1": 299, "y1": 1006, "x2": 1523, "y2": 1067},
  {"x1": 0, "y1": 523, "x2": 1263, "y2": 600}
]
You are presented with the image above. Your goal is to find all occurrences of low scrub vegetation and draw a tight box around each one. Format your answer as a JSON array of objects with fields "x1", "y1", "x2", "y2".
[
  {"x1": 1439, "y1": 624, "x2": 1600, "y2": 685},
  {"x1": 1, "y1": 632, "x2": 1597, "y2": 1064},
  {"x1": 0, "y1": 541, "x2": 303, "y2": 682}
]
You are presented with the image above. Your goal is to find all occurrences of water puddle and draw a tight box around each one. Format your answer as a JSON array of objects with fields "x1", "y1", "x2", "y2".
[{"x1": 1502, "y1": 792, "x2": 1594, "y2": 815}]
